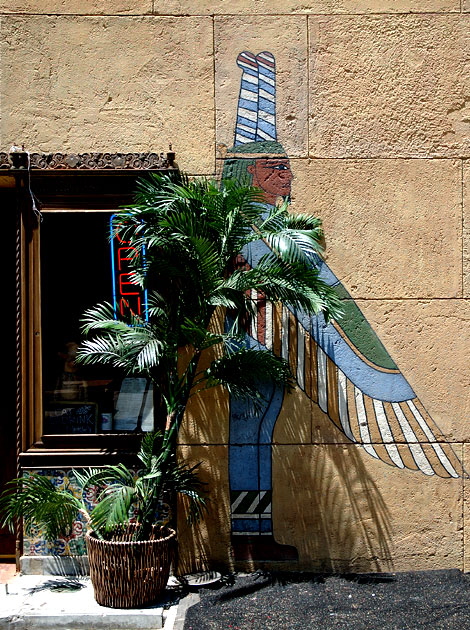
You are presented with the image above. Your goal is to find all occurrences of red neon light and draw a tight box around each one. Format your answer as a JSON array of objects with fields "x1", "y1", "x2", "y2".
[
  {"x1": 111, "y1": 216, "x2": 147, "y2": 319},
  {"x1": 120, "y1": 297, "x2": 142, "y2": 316},
  {"x1": 117, "y1": 247, "x2": 139, "y2": 271},
  {"x1": 119, "y1": 273, "x2": 140, "y2": 296},
  {"x1": 114, "y1": 225, "x2": 131, "y2": 245}
]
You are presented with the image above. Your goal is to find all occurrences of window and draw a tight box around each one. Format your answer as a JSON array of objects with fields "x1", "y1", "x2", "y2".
[
  {"x1": 41, "y1": 211, "x2": 116, "y2": 435},
  {"x1": 3, "y1": 151, "x2": 176, "y2": 467}
]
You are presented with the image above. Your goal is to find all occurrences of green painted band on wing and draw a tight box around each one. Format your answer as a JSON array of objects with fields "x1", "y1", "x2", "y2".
[{"x1": 334, "y1": 284, "x2": 398, "y2": 371}]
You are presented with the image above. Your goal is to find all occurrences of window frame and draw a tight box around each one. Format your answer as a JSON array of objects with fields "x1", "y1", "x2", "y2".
[{"x1": 3, "y1": 152, "x2": 177, "y2": 468}]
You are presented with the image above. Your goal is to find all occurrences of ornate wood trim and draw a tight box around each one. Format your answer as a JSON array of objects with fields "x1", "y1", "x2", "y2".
[{"x1": 1, "y1": 150, "x2": 176, "y2": 171}]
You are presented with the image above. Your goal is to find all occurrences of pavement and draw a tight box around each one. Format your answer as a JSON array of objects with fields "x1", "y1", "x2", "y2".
[
  {"x1": 0, "y1": 568, "x2": 190, "y2": 630},
  {"x1": 2, "y1": 566, "x2": 470, "y2": 629}
]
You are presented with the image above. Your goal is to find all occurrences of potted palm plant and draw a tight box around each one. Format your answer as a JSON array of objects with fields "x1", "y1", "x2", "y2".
[
  {"x1": 0, "y1": 172, "x2": 341, "y2": 608},
  {"x1": 0, "y1": 431, "x2": 206, "y2": 608}
]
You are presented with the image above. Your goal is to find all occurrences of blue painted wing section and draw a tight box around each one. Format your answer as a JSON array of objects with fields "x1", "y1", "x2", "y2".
[{"x1": 243, "y1": 237, "x2": 416, "y2": 403}]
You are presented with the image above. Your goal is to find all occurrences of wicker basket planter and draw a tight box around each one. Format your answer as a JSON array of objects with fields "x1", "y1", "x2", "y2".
[{"x1": 86, "y1": 524, "x2": 176, "y2": 608}]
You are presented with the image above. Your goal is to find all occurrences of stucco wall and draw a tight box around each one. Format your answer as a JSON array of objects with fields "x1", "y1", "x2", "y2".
[{"x1": 2, "y1": 1, "x2": 469, "y2": 574}]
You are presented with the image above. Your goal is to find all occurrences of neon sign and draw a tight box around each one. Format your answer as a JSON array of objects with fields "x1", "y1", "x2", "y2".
[{"x1": 110, "y1": 215, "x2": 148, "y2": 319}]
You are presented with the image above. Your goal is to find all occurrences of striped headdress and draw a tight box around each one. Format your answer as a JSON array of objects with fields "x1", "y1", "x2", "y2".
[
  {"x1": 234, "y1": 51, "x2": 278, "y2": 146},
  {"x1": 223, "y1": 51, "x2": 287, "y2": 183}
]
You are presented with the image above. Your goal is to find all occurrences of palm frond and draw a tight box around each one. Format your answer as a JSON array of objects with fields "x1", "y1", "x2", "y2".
[
  {"x1": 165, "y1": 462, "x2": 208, "y2": 524},
  {"x1": 89, "y1": 485, "x2": 137, "y2": 536},
  {"x1": 261, "y1": 228, "x2": 324, "y2": 265},
  {"x1": 180, "y1": 318, "x2": 224, "y2": 351},
  {"x1": 238, "y1": 255, "x2": 343, "y2": 320},
  {"x1": 0, "y1": 475, "x2": 82, "y2": 541},
  {"x1": 76, "y1": 464, "x2": 136, "y2": 491},
  {"x1": 204, "y1": 347, "x2": 294, "y2": 404},
  {"x1": 80, "y1": 302, "x2": 131, "y2": 335}
]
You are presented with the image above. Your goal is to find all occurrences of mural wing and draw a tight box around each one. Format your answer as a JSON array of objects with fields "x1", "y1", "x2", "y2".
[
  {"x1": 229, "y1": 48, "x2": 465, "y2": 481},
  {"x1": 248, "y1": 255, "x2": 465, "y2": 479}
]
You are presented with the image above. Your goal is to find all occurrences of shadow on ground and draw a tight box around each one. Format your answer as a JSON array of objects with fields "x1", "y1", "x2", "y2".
[{"x1": 183, "y1": 569, "x2": 470, "y2": 630}]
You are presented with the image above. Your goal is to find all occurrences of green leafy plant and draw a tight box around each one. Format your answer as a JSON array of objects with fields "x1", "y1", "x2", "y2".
[
  {"x1": 0, "y1": 432, "x2": 206, "y2": 542},
  {"x1": 0, "y1": 173, "x2": 342, "y2": 545},
  {"x1": 81, "y1": 176, "x2": 339, "y2": 407}
]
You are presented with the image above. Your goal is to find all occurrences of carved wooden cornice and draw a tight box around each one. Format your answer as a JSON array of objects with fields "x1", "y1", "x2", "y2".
[
  {"x1": 0, "y1": 150, "x2": 176, "y2": 171},
  {"x1": 1, "y1": 149, "x2": 178, "y2": 210}
]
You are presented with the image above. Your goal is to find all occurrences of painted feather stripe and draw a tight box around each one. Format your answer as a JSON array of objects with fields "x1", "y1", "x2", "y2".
[
  {"x1": 238, "y1": 51, "x2": 258, "y2": 62},
  {"x1": 236, "y1": 116, "x2": 257, "y2": 130},
  {"x1": 265, "y1": 301, "x2": 273, "y2": 351},
  {"x1": 258, "y1": 112, "x2": 276, "y2": 128},
  {"x1": 258, "y1": 109, "x2": 276, "y2": 123},
  {"x1": 257, "y1": 85, "x2": 275, "y2": 102},
  {"x1": 256, "y1": 58, "x2": 275, "y2": 76},
  {"x1": 297, "y1": 322, "x2": 305, "y2": 390},
  {"x1": 317, "y1": 346, "x2": 328, "y2": 413},
  {"x1": 237, "y1": 59, "x2": 258, "y2": 73},
  {"x1": 258, "y1": 116, "x2": 276, "y2": 131},
  {"x1": 236, "y1": 127, "x2": 256, "y2": 141},
  {"x1": 281, "y1": 305, "x2": 289, "y2": 360},
  {"x1": 355, "y1": 387, "x2": 379, "y2": 459},
  {"x1": 392, "y1": 403, "x2": 434, "y2": 475},
  {"x1": 257, "y1": 114, "x2": 276, "y2": 140},
  {"x1": 338, "y1": 370, "x2": 355, "y2": 442},
  {"x1": 237, "y1": 109, "x2": 258, "y2": 124},
  {"x1": 236, "y1": 127, "x2": 256, "y2": 139},
  {"x1": 241, "y1": 75, "x2": 258, "y2": 87},
  {"x1": 258, "y1": 97, "x2": 275, "y2": 114},
  {"x1": 373, "y1": 399, "x2": 405, "y2": 468},
  {"x1": 236, "y1": 134, "x2": 255, "y2": 144},
  {"x1": 372, "y1": 399, "x2": 396, "y2": 444},
  {"x1": 257, "y1": 121, "x2": 276, "y2": 138},
  {"x1": 406, "y1": 399, "x2": 437, "y2": 442},
  {"x1": 256, "y1": 128, "x2": 276, "y2": 142},
  {"x1": 407, "y1": 400, "x2": 459, "y2": 478},
  {"x1": 236, "y1": 134, "x2": 254, "y2": 145},
  {"x1": 257, "y1": 74, "x2": 275, "y2": 87},
  {"x1": 240, "y1": 88, "x2": 258, "y2": 103},
  {"x1": 259, "y1": 85, "x2": 275, "y2": 98},
  {"x1": 236, "y1": 62, "x2": 259, "y2": 77},
  {"x1": 238, "y1": 98, "x2": 258, "y2": 112},
  {"x1": 236, "y1": 124, "x2": 257, "y2": 137}
]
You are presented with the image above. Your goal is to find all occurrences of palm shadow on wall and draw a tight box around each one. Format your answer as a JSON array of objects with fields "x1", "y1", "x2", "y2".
[
  {"x1": 272, "y1": 389, "x2": 394, "y2": 574},
  {"x1": 176, "y1": 380, "x2": 394, "y2": 574}
]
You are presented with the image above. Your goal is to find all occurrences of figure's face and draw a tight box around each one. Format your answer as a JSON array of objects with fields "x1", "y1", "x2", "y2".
[{"x1": 247, "y1": 158, "x2": 293, "y2": 204}]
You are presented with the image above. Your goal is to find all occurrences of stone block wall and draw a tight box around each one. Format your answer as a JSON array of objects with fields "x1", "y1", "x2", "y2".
[{"x1": 2, "y1": 1, "x2": 468, "y2": 574}]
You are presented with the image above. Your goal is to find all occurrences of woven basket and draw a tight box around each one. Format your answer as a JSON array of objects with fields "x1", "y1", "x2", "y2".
[{"x1": 86, "y1": 524, "x2": 176, "y2": 608}]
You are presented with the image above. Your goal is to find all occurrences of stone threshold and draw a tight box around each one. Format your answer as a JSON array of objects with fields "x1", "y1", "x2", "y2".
[{"x1": 20, "y1": 555, "x2": 89, "y2": 577}]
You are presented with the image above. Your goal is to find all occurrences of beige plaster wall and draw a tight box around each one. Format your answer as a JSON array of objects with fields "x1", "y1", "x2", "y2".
[
  {"x1": 1, "y1": 15, "x2": 215, "y2": 172},
  {"x1": 2, "y1": 1, "x2": 468, "y2": 574}
]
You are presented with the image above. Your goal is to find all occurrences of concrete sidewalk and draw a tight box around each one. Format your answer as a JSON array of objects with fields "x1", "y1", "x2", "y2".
[{"x1": 0, "y1": 572, "x2": 194, "y2": 630}]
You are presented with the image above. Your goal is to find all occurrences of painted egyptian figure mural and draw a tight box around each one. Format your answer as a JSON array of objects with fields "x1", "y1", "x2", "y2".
[{"x1": 222, "y1": 51, "x2": 465, "y2": 562}]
